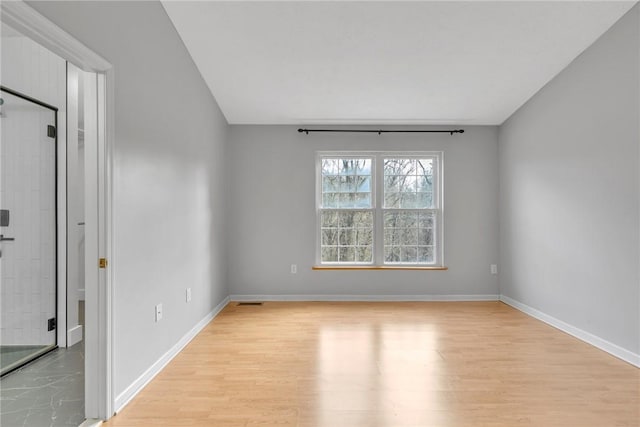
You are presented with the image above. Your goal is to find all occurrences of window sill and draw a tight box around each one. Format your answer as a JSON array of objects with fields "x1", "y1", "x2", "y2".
[{"x1": 312, "y1": 265, "x2": 448, "y2": 271}]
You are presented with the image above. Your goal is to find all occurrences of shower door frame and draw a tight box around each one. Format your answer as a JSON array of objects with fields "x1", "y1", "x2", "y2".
[{"x1": 0, "y1": 86, "x2": 59, "y2": 376}]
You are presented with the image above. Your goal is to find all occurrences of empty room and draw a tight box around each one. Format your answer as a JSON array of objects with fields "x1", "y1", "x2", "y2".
[{"x1": 0, "y1": 1, "x2": 638, "y2": 426}]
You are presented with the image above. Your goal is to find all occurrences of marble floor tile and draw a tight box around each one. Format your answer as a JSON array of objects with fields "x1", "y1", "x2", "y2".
[{"x1": 0, "y1": 342, "x2": 85, "y2": 427}]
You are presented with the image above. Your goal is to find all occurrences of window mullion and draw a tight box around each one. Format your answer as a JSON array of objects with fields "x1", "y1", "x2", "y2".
[{"x1": 375, "y1": 155, "x2": 384, "y2": 265}]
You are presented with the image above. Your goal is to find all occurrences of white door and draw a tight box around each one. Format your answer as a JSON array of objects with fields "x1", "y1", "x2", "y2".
[{"x1": 0, "y1": 88, "x2": 57, "y2": 376}]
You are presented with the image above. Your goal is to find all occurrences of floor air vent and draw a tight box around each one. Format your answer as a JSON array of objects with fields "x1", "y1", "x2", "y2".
[{"x1": 236, "y1": 302, "x2": 263, "y2": 306}]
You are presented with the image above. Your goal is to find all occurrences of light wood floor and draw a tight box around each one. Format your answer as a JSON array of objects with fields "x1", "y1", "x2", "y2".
[{"x1": 105, "y1": 302, "x2": 639, "y2": 426}]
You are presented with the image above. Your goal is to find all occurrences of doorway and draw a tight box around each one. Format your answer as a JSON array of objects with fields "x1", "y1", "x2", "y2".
[
  {"x1": 0, "y1": 87, "x2": 58, "y2": 376},
  {"x1": 1, "y1": 2, "x2": 114, "y2": 421}
]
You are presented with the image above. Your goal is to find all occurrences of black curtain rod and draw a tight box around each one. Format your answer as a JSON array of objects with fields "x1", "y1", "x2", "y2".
[{"x1": 298, "y1": 128, "x2": 464, "y2": 135}]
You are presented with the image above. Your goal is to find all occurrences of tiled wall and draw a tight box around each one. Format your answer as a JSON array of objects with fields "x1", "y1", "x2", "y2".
[{"x1": 1, "y1": 29, "x2": 66, "y2": 346}]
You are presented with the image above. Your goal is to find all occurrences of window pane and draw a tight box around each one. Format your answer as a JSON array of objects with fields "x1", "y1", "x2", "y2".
[
  {"x1": 384, "y1": 246, "x2": 400, "y2": 263},
  {"x1": 418, "y1": 175, "x2": 433, "y2": 193},
  {"x1": 400, "y1": 228, "x2": 418, "y2": 245},
  {"x1": 339, "y1": 229, "x2": 355, "y2": 246},
  {"x1": 384, "y1": 210, "x2": 434, "y2": 264},
  {"x1": 339, "y1": 175, "x2": 355, "y2": 192},
  {"x1": 321, "y1": 229, "x2": 338, "y2": 246},
  {"x1": 383, "y1": 158, "x2": 434, "y2": 209},
  {"x1": 359, "y1": 160, "x2": 372, "y2": 175},
  {"x1": 322, "y1": 157, "x2": 372, "y2": 209},
  {"x1": 356, "y1": 228, "x2": 373, "y2": 246},
  {"x1": 384, "y1": 158, "x2": 415, "y2": 176},
  {"x1": 400, "y1": 193, "x2": 418, "y2": 209},
  {"x1": 417, "y1": 192, "x2": 432, "y2": 208},
  {"x1": 399, "y1": 175, "x2": 417, "y2": 193},
  {"x1": 418, "y1": 211, "x2": 435, "y2": 228},
  {"x1": 384, "y1": 192, "x2": 401, "y2": 208},
  {"x1": 354, "y1": 193, "x2": 371, "y2": 208},
  {"x1": 322, "y1": 176, "x2": 339, "y2": 192},
  {"x1": 321, "y1": 211, "x2": 338, "y2": 227},
  {"x1": 384, "y1": 211, "x2": 418, "y2": 228},
  {"x1": 339, "y1": 159, "x2": 370, "y2": 175},
  {"x1": 322, "y1": 247, "x2": 338, "y2": 262},
  {"x1": 356, "y1": 247, "x2": 372, "y2": 263},
  {"x1": 321, "y1": 210, "x2": 373, "y2": 264},
  {"x1": 401, "y1": 247, "x2": 417, "y2": 263},
  {"x1": 384, "y1": 229, "x2": 399, "y2": 245},
  {"x1": 418, "y1": 228, "x2": 433, "y2": 245},
  {"x1": 418, "y1": 246, "x2": 434, "y2": 263},
  {"x1": 323, "y1": 193, "x2": 339, "y2": 208},
  {"x1": 386, "y1": 192, "x2": 432, "y2": 209},
  {"x1": 335, "y1": 193, "x2": 370, "y2": 208},
  {"x1": 322, "y1": 159, "x2": 339, "y2": 175},
  {"x1": 339, "y1": 247, "x2": 355, "y2": 262},
  {"x1": 355, "y1": 176, "x2": 370, "y2": 192},
  {"x1": 339, "y1": 193, "x2": 355, "y2": 206},
  {"x1": 339, "y1": 211, "x2": 373, "y2": 227},
  {"x1": 338, "y1": 160, "x2": 353, "y2": 175},
  {"x1": 416, "y1": 159, "x2": 433, "y2": 177},
  {"x1": 384, "y1": 175, "x2": 399, "y2": 193}
]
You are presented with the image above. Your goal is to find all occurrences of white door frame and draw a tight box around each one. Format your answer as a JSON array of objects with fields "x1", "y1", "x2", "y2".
[{"x1": 1, "y1": 1, "x2": 115, "y2": 420}]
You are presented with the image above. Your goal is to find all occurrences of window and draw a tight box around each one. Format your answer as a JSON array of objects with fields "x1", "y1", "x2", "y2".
[
  {"x1": 319, "y1": 158, "x2": 374, "y2": 263},
  {"x1": 317, "y1": 152, "x2": 443, "y2": 267}
]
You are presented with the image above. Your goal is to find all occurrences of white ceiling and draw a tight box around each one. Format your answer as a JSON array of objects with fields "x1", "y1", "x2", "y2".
[{"x1": 162, "y1": 1, "x2": 636, "y2": 125}]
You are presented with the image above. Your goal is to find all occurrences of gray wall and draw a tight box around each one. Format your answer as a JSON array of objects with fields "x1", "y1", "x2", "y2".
[
  {"x1": 499, "y1": 5, "x2": 639, "y2": 354},
  {"x1": 227, "y1": 125, "x2": 499, "y2": 297},
  {"x1": 29, "y1": 1, "x2": 230, "y2": 397}
]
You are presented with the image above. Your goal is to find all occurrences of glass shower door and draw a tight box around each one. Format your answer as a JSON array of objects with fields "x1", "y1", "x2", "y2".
[{"x1": 0, "y1": 88, "x2": 58, "y2": 376}]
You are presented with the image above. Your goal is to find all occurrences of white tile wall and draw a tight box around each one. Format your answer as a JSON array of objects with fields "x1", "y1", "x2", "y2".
[
  {"x1": 1, "y1": 29, "x2": 65, "y2": 346},
  {"x1": 1, "y1": 34, "x2": 66, "y2": 109}
]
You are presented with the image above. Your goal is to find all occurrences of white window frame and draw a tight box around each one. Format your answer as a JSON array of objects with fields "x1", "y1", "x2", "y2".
[{"x1": 316, "y1": 151, "x2": 444, "y2": 267}]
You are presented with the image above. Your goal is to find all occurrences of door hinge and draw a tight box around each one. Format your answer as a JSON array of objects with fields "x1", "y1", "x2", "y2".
[
  {"x1": 99, "y1": 258, "x2": 108, "y2": 268},
  {"x1": 47, "y1": 318, "x2": 56, "y2": 331},
  {"x1": 47, "y1": 125, "x2": 56, "y2": 138}
]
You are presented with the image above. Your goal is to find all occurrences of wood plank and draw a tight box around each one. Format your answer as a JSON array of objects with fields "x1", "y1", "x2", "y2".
[{"x1": 104, "y1": 302, "x2": 640, "y2": 427}]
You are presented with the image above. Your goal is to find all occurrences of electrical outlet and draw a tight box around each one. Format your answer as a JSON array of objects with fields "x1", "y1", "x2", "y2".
[
  {"x1": 155, "y1": 303, "x2": 163, "y2": 322},
  {"x1": 186, "y1": 288, "x2": 192, "y2": 302},
  {"x1": 490, "y1": 264, "x2": 498, "y2": 275},
  {"x1": 291, "y1": 264, "x2": 297, "y2": 274}
]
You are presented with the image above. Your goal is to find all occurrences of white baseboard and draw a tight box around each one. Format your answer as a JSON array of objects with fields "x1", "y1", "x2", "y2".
[
  {"x1": 114, "y1": 296, "x2": 230, "y2": 413},
  {"x1": 67, "y1": 325, "x2": 83, "y2": 347},
  {"x1": 500, "y1": 295, "x2": 640, "y2": 368},
  {"x1": 230, "y1": 294, "x2": 499, "y2": 302}
]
